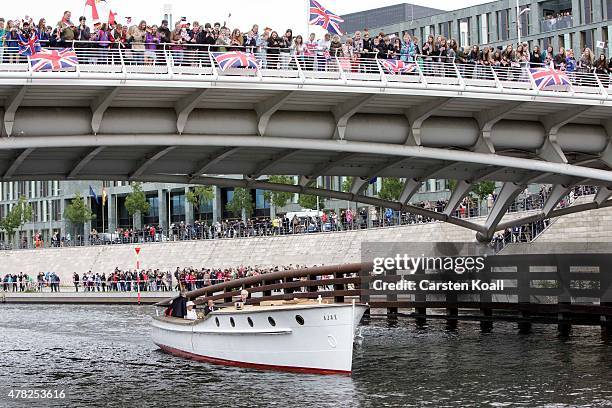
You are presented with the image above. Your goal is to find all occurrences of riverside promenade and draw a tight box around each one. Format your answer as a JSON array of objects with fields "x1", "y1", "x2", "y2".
[{"x1": 0, "y1": 288, "x2": 179, "y2": 305}]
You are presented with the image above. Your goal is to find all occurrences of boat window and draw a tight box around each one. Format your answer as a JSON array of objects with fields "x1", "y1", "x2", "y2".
[
  {"x1": 215, "y1": 317, "x2": 220, "y2": 327},
  {"x1": 247, "y1": 317, "x2": 254, "y2": 327},
  {"x1": 268, "y1": 317, "x2": 276, "y2": 327},
  {"x1": 295, "y1": 315, "x2": 305, "y2": 325},
  {"x1": 230, "y1": 317, "x2": 235, "y2": 327}
]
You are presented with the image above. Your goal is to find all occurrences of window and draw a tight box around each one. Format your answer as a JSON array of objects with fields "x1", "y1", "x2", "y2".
[
  {"x1": 519, "y1": 5, "x2": 530, "y2": 37},
  {"x1": 583, "y1": 0, "x2": 593, "y2": 24},
  {"x1": 215, "y1": 317, "x2": 220, "y2": 327},
  {"x1": 230, "y1": 317, "x2": 235, "y2": 327},
  {"x1": 607, "y1": 0, "x2": 612, "y2": 19},
  {"x1": 458, "y1": 18, "x2": 470, "y2": 47},
  {"x1": 170, "y1": 192, "x2": 185, "y2": 223},
  {"x1": 268, "y1": 316, "x2": 276, "y2": 327},
  {"x1": 295, "y1": 315, "x2": 305, "y2": 325},
  {"x1": 439, "y1": 21, "x2": 451, "y2": 38},
  {"x1": 497, "y1": 9, "x2": 510, "y2": 41},
  {"x1": 247, "y1": 317, "x2": 254, "y2": 327}
]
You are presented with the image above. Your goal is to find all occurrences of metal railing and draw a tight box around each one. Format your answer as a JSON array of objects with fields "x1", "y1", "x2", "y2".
[
  {"x1": 1, "y1": 189, "x2": 598, "y2": 252},
  {"x1": 1, "y1": 41, "x2": 611, "y2": 99}
]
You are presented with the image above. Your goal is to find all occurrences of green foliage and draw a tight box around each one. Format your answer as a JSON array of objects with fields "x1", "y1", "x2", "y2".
[
  {"x1": 447, "y1": 179, "x2": 457, "y2": 192},
  {"x1": 64, "y1": 193, "x2": 95, "y2": 225},
  {"x1": 298, "y1": 194, "x2": 318, "y2": 210},
  {"x1": 125, "y1": 182, "x2": 150, "y2": 217},
  {"x1": 226, "y1": 187, "x2": 254, "y2": 218},
  {"x1": 186, "y1": 186, "x2": 215, "y2": 219},
  {"x1": 341, "y1": 177, "x2": 353, "y2": 193},
  {"x1": 263, "y1": 175, "x2": 294, "y2": 209},
  {"x1": 471, "y1": 181, "x2": 496, "y2": 201},
  {"x1": 0, "y1": 196, "x2": 33, "y2": 239},
  {"x1": 377, "y1": 178, "x2": 403, "y2": 201}
]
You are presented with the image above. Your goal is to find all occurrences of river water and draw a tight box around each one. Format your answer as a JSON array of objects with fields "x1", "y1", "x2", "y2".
[{"x1": 1, "y1": 304, "x2": 611, "y2": 407}]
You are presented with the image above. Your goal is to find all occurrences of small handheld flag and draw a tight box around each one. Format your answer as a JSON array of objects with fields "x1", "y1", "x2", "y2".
[{"x1": 18, "y1": 33, "x2": 41, "y2": 56}]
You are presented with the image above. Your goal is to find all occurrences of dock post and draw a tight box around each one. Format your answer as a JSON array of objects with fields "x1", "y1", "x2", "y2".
[
  {"x1": 446, "y1": 307, "x2": 458, "y2": 330},
  {"x1": 480, "y1": 308, "x2": 493, "y2": 333}
]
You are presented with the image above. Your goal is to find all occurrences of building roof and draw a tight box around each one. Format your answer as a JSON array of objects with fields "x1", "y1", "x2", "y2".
[{"x1": 341, "y1": 3, "x2": 444, "y2": 34}]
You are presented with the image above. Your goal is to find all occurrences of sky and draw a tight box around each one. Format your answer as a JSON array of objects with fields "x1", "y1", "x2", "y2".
[{"x1": 2, "y1": 0, "x2": 490, "y2": 35}]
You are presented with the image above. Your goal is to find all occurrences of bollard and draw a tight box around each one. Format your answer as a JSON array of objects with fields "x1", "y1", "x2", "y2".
[{"x1": 480, "y1": 309, "x2": 493, "y2": 333}]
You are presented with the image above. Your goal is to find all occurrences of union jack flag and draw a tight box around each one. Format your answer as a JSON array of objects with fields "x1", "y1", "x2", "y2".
[
  {"x1": 212, "y1": 51, "x2": 259, "y2": 71},
  {"x1": 529, "y1": 64, "x2": 571, "y2": 90},
  {"x1": 380, "y1": 59, "x2": 418, "y2": 75},
  {"x1": 309, "y1": 0, "x2": 344, "y2": 36},
  {"x1": 29, "y1": 48, "x2": 79, "y2": 72},
  {"x1": 18, "y1": 33, "x2": 41, "y2": 56}
]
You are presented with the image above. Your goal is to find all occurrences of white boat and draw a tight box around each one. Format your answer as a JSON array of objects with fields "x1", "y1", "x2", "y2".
[{"x1": 151, "y1": 299, "x2": 368, "y2": 375}]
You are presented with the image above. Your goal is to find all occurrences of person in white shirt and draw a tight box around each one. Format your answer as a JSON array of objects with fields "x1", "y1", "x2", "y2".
[{"x1": 185, "y1": 301, "x2": 197, "y2": 320}]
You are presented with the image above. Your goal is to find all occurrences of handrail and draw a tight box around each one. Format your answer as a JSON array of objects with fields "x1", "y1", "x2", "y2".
[
  {"x1": 2, "y1": 41, "x2": 611, "y2": 100},
  {"x1": 156, "y1": 262, "x2": 369, "y2": 306}
]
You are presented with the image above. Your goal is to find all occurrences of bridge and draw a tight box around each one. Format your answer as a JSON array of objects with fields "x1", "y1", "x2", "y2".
[{"x1": 1, "y1": 44, "x2": 612, "y2": 239}]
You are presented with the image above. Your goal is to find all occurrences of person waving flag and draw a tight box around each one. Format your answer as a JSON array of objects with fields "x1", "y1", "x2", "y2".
[
  {"x1": 309, "y1": 0, "x2": 344, "y2": 36},
  {"x1": 18, "y1": 32, "x2": 41, "y2": 56}
]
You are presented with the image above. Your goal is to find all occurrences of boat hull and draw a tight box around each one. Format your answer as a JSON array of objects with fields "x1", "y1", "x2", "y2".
[{"x1": 151, "y1": 303, "x2": 368, "y2": 375}]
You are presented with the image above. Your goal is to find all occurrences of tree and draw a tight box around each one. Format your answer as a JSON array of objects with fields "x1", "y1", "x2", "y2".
[
  {"x1": 63, "y1": 193, "x2": 94, "y2": 241},
  {"x1": 226, "y1": 187, "x2": 254, "y2": 219},
  {"x1": 471, "y1": 181, "x2": 496, "y2": 201},
  {"x1": 186, "y1": 186, "x2": 215, "y2": 220},
  {"x1": 125, "y1": 182, "x2": 150, "y2": 218},
  {"x1": 0, "y1": 195, "x2": 33, "y2": 242},
  {"x1": 341, "y1": 177, "x2": 354, "y2": 193},
  {"x1": 298, "y1": 194, "x2": 319, "y2": 210},
  {"x1": 263, "y1": 175, "x2": 294, "y2": 209},
  {"x1": 377, "y1": 178, "x2": 403, "y2": 201}
]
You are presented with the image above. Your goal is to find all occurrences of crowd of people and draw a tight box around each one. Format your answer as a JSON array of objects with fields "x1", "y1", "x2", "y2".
[
  {"x1": 2, "y1": 271, "x2": 61, "y2": 292},
  {"x1": 1, "y1": 10, "x2": 611, "y2": 76},
  {"x1": 2, "y1": 185, "x2": 599, "y2": 251},
  {"x1": 71, "y1": 264, "x2": 307, "y2": 292}
]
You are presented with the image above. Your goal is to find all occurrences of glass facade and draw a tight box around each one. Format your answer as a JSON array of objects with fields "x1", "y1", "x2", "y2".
[{"x1": 170, "y1": 192, "x2": 185, "y2": 223}]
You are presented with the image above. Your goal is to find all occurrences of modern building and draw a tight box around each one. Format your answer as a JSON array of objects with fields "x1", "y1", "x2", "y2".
[
  {"x1": 340, "y1": 3, "x2": 444, "y2": 35},
  {"x1": 342, "y1": 0, "x2": 612, "y2": 55}
]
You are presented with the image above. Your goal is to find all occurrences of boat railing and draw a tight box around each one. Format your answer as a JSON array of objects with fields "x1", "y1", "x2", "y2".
[
  {"x1": 3, "y1": 41, "x2": 611, "y2": 100},
  {"x1": 156, "y1": 263, "x2": 368, "y2": 307}
]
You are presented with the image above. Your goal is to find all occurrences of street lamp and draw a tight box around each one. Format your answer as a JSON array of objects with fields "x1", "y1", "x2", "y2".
[{"x1": 516, "y1": 0, "x2": 531, "y2": 44}]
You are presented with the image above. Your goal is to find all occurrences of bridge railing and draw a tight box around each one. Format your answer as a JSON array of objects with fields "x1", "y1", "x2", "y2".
[{"x1": 4, "y1": 41, "x2": 611, "y2": 98}]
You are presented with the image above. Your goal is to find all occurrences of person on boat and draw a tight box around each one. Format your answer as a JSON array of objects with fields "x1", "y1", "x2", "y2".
[
  {"x1": 204, "y1": 299, "x2": 216, "y2": 316},
  {"x1": 185, "y1": 301, "x2": 197, "y2": 320},
  {"x1": 236, "y1": 289, "x2": 249, "y2": 309}
]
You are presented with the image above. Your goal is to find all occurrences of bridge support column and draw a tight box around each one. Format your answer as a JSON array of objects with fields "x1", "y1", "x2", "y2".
[
  {"x1": 158, "y1": 190, "x2": 168, "y2": 237},
  {"x1": 107, "y1": 192, "x2": 116, "y2": 233},
  {"x1": 212, "y1": 186, "x2": 222, "y2": 222},
  {"x1": 185, "y1": 187, "x2": 194, "y2": 226}
]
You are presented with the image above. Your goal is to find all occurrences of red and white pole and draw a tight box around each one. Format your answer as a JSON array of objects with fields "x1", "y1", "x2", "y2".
[{"x1": 135, "y1": 247, "x2": 141, "y2": 304}]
